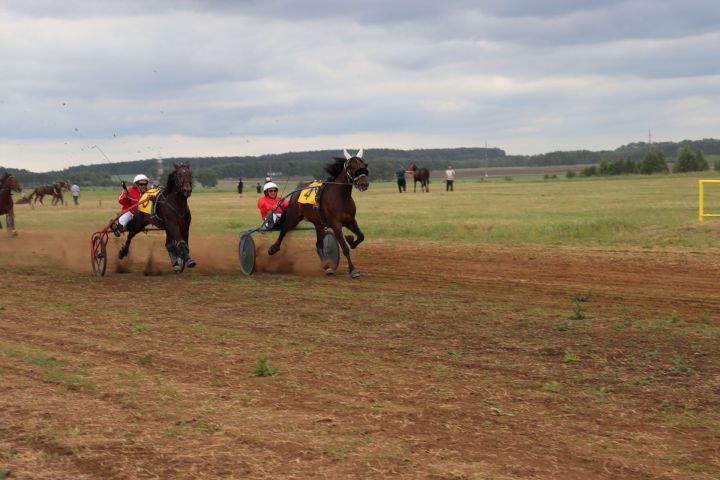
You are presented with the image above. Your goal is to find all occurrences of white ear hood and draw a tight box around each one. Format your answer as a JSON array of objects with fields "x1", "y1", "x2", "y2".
[
  {"x1": 343, "y1": 149, "x2": 352, "y2": 160},
  {"x1": 356, "y1": 148, "x2": 364, "y2": 159}
]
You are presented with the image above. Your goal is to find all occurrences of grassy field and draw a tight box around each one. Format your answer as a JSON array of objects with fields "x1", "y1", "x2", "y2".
[
  {"x1": 17, "y1": 171, "x2": 720, "y2": 249},
  {"x1": 2, "y1": 171, "x2": 720, "y2": 479}
]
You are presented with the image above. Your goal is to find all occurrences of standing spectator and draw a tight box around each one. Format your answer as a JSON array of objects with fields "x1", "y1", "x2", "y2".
[
  {"x1": 395, "y1": 165, "x2": 407, "y2": 193},
  {"x1": 256, "y1": 182, "x2": 262, "y2": 194},
  {"x1": 71, "y1": 183, "x2": 80, "y2": 205},
  {"x1": 445, "y1": 165, "x2": 456, "y2": 192},
  {"x1": 237, "y1": 177, "x2": 244, "y2": 194}
]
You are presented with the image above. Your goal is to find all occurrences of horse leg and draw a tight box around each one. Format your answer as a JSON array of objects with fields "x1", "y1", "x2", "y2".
[
  {"x1": 268, "y1": 210, "x2": 301, "y2": 256},
  {"x1": 163, "y1": 225, "x2": 184, "y2": 271},
  {"x1": 343, "y1": 218, "x2": 364, "y2": 250},
  {"x1": 313, "y1": 224, "x2": 334, "y2": 273},
  {"x1": 330, "y1": 223, "x2": 359, "y2": 278},
  {"x1": 176, "y1": 239, "x2": 195, "y2": 269},
  {"x1": 118, "y1": 228, "x2": 138, "y2": 259},
  {"x1": 7, "y1": 213, "x2": 16, "y2": 235},
  {"x1": 180, "y1": 221, "x2": 196, "y2": 268}
]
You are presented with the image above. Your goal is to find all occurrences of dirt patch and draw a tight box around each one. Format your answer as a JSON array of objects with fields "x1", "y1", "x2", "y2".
[{"x1": 1, "y1": 232, "x2": 719, "y2": 479}]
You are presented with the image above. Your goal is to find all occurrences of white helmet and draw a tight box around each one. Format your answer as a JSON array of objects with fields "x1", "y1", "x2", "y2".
[
  {"x1": 263, "y1": 182, "x2": 278, "y2": 192},
  {"x1": 133, "y1": 174, "x2": 149, "y2": 184}
]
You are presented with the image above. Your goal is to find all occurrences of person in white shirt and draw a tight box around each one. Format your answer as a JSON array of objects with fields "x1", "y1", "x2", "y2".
[
  {"x1": 445, "y1": 165, "x2": 456, "y2": 192},
  {"x1": 71, "y1": 184, "x2": 80, "y2": 205}
]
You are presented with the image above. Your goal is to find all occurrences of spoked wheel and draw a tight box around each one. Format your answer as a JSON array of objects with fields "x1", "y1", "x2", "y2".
[
  {"x1": 321, "y1": 230, "x2": 340, "y2": 272},
  {"x1": 91, "y1": 233, "x2": 108, "y2": 277},
  {"x1": 238, "y1": 233, "x2": 256, "y2": 276}
]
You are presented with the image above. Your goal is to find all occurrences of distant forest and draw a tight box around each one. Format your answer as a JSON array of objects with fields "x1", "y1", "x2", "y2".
[{"x1": 3, "y1": 138, "x2": 720, "y2": 187}]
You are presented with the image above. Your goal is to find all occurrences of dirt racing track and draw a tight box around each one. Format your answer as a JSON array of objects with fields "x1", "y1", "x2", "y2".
[{"x1": 1, "y1": 230, "x2": 719, "y2": 479}]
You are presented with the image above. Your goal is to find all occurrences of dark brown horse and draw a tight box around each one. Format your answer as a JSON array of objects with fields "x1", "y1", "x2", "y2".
[
  {"x1": 27, "y1": 180, "x2": 70, "y2": 206},
  {"x1": 413, "y1": 168, "x2": 430, "y2": 192},
  {"x1": 268, "y1": 149, "x2": 369, "y2": 278},
  {"x1": 119, "y1": 162, "x2": 196, "y2": 272},
  {"x1": 0, "y1": 173, "x2": 22, "y2": 235}
]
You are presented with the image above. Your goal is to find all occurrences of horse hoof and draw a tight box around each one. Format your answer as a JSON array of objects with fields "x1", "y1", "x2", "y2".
[
  {"x1": 324, "y1": 268, "x2": 335, "y2": 275},
  {"x1": 186, "y1": 259, "x2": 197, "y2": 268},
  {"x1": 350, "y1": 269, "x2": 361, "y2": 278},
  {"x1": 173, "y1": 263, "x2": 183, "y2": 272},
  {"x1": 268, "y1": 245, "x2": 279, "y2": 256}
]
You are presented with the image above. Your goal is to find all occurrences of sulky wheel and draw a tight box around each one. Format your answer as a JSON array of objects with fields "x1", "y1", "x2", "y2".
[
  {"x1": 238, "y1": 233, "x2": 256, "y2": 276},
  {"x1": 322, "y1": 230, "x2": 340, "y2": 272},
  {"x1": 91, "y1": 233, "x2": 108, "y2": 277}
]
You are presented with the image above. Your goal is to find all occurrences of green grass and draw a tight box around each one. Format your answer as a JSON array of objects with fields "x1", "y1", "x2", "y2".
[
  {"x1": 0, "y1": 344, "x2": 95, "y2": 391},
  {"x1": 13, "y1": 171, "x2": 720, "y2": 248}
]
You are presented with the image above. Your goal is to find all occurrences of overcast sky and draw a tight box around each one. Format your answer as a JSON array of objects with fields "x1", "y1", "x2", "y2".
[{"x1": 1, "y1": 0, "x2": 719, "y2": 171}]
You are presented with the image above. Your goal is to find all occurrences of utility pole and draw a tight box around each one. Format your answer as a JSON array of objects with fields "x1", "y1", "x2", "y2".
[
  {"x1": 484, "y1": 141, "x2": 489, "y2": 177},
  {"x1": 156, "y1": 154, "x2": 164, "y2": 184}
]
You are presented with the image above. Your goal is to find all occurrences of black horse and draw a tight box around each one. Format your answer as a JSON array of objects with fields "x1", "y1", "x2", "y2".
[
  {"x1": 268, "y1": 149, "x2": 369, "y2": 278},
  {"x1": 413, "y1": 168, "x2": 430, "y2": 192},
  {"x1": 0, "y1": 173, "x2": 22, "y2": 235},
  {"x1": 119, "y1": 162, "x2": 196, "y2": 272}
]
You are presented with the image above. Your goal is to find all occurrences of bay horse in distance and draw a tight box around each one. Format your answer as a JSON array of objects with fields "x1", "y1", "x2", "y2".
[
  {"x1": 413, "y1": 168, "x2": 430, "y2": 192},
  {"x1": 119, "y1": 162, "x2": 197, "y2": 272},
  {"x1": 0, "y1": 173, "x2": 22, "y2": 235},
  {"x1": 268, "y1": 149, "x2": 369, "y2": 278},
  {"x1": 27, "y1": 180, "x2": 70, "y2": 206}
]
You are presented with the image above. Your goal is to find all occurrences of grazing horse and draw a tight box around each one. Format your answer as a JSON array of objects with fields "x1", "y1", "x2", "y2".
[
  {"x1": 413, "y1": 168, "x2": 430, "y2": 192},
  {"x1": 119, "y1": 162, "x2": 196, "y2": 272},
  {"x1": 27, "y1": 180, "x2": 70, "y2": 206},
  {"x1": 0, "y1": 173, "x2": 22, "y2": 235},
  {"x1": 268, "y1": 149, "x2": 369, "y2": 278}
]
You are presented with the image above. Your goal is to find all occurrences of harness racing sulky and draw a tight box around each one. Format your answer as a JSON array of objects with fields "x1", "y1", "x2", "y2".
[
  {"x1": 238, "y1": 149, "x2": 369, "y2": 278},
  {"x1": 90, "y1": 162, "x2": 196, "y2": 276}
]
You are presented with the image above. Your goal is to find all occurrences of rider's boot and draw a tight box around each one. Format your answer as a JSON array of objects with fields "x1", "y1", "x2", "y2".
[{"x1": 111, "y1": 221, "x2": 124, "y2": 237}]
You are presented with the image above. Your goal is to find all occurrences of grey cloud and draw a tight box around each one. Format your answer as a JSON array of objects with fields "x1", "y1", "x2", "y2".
[{"x1": 1, "y1": 1, "x2": 719, "y2": 171}]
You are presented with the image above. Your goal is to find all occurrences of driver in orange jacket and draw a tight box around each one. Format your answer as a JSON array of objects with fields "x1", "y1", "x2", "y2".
[{"x1": 257, "y1": 181, "x2": 289, "y2": 229}]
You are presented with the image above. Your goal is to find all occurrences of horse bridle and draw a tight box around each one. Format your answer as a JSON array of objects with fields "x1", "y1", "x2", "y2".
[
  {"x1": 153, "y1": 170, "x2": 192, "y2": 224},
  {"x1": 0, "y1": 176, "x2": 20, "y2": 193},
  {"x1": 345, "y1": 158, "x2": 369, "y2": 187},
  {"x1": 175, "y1": 166, "x2": 193, "y2": 197}
]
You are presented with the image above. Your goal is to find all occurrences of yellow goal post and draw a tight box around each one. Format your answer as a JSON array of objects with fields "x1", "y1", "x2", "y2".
[{"x1": 698, "y1": 180, "x2": 720, "y2": 222}]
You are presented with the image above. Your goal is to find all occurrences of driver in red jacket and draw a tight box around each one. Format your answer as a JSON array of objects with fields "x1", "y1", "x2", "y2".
[
  {"x1": 112, "y1": 174, "x2": 149, "y2": 235},
  {"x1": 257, "y1": 181, "x2": 289, "y2": 229}
]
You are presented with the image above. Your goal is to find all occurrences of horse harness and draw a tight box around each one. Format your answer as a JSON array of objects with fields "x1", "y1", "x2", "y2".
[{"x1": 148, "y1": 188, "x2": 190, "y2": 229}]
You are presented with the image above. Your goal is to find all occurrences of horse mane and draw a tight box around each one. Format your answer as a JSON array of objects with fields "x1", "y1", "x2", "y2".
[
  {"x1": 165, "y1": 171, "x2": 176, "y2": 193},
  {"x1": 324, "y1": 157, "x2": 346, "y2": 180}
]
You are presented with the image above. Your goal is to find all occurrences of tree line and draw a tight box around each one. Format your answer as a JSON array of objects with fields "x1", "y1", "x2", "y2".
[
  {"x1": 576, "y1": 145, "x2": 714, "y2": 177},
  {"x1": 3, "y1": 139, "x2": 720, "y2": 187}
]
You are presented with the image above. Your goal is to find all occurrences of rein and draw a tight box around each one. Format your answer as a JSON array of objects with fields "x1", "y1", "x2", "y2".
[{"x1": 154, "y1": 185, "x2": 190, "y2": 225}]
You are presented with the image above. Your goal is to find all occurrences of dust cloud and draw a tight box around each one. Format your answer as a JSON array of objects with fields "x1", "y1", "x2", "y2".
[{"x1": 0, "y1": 229, "x2": 327, "y2": 277}]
